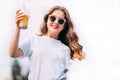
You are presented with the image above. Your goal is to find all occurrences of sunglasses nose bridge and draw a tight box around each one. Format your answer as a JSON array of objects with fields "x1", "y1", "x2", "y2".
[{"x1": 54, "y1": 19, "x2": 59, "y2": 24}]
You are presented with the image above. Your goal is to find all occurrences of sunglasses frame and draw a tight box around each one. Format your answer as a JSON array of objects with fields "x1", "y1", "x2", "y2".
[{"x1": 48, "y1": 15, "x2": 66, "y2": 25}]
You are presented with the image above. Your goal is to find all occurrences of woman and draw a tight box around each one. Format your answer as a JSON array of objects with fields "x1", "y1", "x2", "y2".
[{"x1": 9, "y1": 5, "x2": 85, "y2": 80}]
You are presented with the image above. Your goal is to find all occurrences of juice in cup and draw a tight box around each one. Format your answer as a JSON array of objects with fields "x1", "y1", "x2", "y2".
[
  {"x1": 19, "y1": 14, "x2": 29, "y2": 29},
  {"x1": 19, "y1": 4, "x2": 29, "y2": 29}
]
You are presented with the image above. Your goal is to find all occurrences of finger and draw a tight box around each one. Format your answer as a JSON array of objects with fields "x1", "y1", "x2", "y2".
[
  {"x1": 16, "y1": 17, "x2": 23, "y2": 21},
  {"x1": 16, "y1": 11, "x2": 25, "y2": 17},
  {"x1": 16, "y1": 13, "x2": 25, "y2": 19},
  {"x1": 16, "y1": 9, "x2": 21, "y2": 14}
]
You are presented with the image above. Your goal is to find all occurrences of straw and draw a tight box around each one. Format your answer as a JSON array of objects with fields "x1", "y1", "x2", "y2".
[{"x1": 23, "y1": 3, "x2": 25, "y2": 10}]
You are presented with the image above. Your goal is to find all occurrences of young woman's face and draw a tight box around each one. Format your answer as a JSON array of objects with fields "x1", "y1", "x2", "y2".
[{"x1": 47, "y1": 10, "x2": 66, "y2": 35}]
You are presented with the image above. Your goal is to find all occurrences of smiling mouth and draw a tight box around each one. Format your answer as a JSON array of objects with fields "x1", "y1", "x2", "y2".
[{"x1": 51, "y1": 24, "x2": 59, "y2": 29}]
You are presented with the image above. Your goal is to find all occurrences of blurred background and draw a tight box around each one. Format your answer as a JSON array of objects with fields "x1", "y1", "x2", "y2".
[{"x1": 0, "y1": 0, "x2": 120, "y2": 80}]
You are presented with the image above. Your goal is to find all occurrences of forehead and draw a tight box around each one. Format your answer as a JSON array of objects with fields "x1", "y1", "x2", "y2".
[{"x1": 50, "y1": 10, "x2": 65, "y2": 18}]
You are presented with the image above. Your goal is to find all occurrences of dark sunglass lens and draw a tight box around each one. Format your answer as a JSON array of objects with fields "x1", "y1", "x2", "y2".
[
  {"x1": 50, "y1": 16, "x2": 56, "y2": 22},
  {"x1": 58, "y1": 19, "x2": 65, "y2": 24}
]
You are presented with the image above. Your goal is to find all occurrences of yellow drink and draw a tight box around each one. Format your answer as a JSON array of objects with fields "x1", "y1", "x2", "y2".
[{"x1": 19, "y1": 14, "x2": 29, "y2": 29}]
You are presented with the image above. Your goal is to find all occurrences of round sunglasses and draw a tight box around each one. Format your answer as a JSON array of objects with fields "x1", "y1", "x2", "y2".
[{"x1": 48, "y1": 15, "x2": 66, "y2": 25}]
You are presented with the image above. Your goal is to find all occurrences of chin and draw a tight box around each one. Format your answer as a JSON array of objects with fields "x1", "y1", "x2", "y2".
[{"x1": 49, "y1": 29, "x2": 60, "y2": 34}]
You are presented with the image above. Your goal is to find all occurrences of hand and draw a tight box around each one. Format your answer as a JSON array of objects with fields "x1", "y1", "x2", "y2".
[
  {"x1": 64, "y1": 69, "x2": 68, "y2": 73},
  {"x1": 15, "y1": 9, "x2": 25, "y2": 29}
]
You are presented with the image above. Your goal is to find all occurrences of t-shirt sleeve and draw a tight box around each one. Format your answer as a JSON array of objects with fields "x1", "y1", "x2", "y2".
[
  {"x1": 64, "y1": 47, "x2": 70, "y2": 70},
  {"x1": 19, "y1": 36, "x2": 32, "y2": 58}
]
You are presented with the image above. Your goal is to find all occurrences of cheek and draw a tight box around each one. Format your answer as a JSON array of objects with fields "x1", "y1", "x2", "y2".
[
  {"x1": 59, "y1": 26, "x2": 64, "y2": 31},
  {"x1": 47, "y1": 20, "x2": 51, "y2": 27}
]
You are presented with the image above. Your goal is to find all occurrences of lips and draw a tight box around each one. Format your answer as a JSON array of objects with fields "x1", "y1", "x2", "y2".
[{"x1": 51, "y1": 24, "x2": 59, "y2": 29}]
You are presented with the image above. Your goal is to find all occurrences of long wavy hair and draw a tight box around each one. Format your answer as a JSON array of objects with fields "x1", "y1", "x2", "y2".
[{"x1": 39, "y1": 6, "x2": 85, "y2": 60}]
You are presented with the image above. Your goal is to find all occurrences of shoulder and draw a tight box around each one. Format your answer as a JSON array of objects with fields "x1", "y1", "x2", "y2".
[
  {"x1": 22, "y1": 35, "x2": 42, "y2": 44},
  {"x1": 27, "y1": 35, "x2": 43, "y2": 41},
  {"x1": 59, "y1": 42, "x2": 70, "y2": 53},
  {"x1": 60, "y1": 42, "x2": 69, "y2": 49}
]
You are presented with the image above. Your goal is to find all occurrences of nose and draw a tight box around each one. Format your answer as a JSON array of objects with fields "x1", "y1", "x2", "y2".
[{"x1": 54, "y1": 19, "x2": 59, "y2": 25}]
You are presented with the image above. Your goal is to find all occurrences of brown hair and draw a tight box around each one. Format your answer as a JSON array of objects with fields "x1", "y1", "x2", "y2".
[{"x1": 39, "y1": 6, "x2": 85, "y2": 60}]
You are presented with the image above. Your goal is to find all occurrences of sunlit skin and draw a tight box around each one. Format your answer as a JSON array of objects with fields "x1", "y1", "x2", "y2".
[{"x1": 46, "y1": 10, "x2": 65, "y2": 39}]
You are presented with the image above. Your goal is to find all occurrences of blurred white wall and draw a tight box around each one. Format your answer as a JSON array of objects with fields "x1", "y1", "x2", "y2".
[{"x1": 0, "y1": 0, "x2": 120, "y2": 80}]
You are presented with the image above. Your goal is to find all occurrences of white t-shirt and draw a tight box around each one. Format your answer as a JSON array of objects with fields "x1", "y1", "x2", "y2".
[{"x1": 19, "y1": 35, "x2": 70, "y2": 80}]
